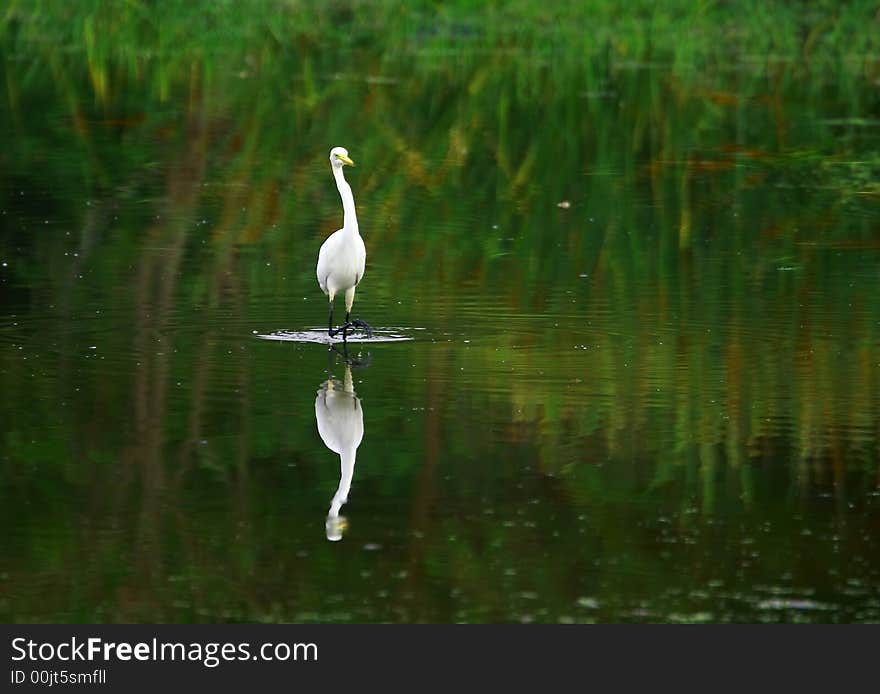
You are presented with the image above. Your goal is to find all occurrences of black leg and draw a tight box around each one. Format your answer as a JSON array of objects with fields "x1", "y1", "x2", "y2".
[
  {"x1": 341, "y1": 311, "x2": 352, "y2": 342},
  {"x1": 327, "y1": 302, "x2": 334, "y2": 336},
  {"x1": 330, "y1": 343, "x2": 372, "y2": 368},
  {"x1": 330, "y1": 342, "x2": 350, "y2": 362}
]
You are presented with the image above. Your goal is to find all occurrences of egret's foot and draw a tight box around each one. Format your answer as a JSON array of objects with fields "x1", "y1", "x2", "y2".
[
  {"x1": 330, "y1": 319, "x2": 372, "y2": 341},
  {"x1": 347, "y1": 319, "x2": 373, "y2": 339}
]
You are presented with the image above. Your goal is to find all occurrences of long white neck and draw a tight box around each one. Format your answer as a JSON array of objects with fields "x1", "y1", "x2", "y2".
[
  {"x1": 333, "y1": 165, "x2": 359, "y2": 235},
  {"x1": 328, "y1": 448, "x2": 356, "y2": 518}
]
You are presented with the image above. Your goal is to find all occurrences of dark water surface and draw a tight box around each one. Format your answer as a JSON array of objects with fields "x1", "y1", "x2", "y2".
[{"x1": 2, "y1": 9, "x2": 880, "y2": 622}]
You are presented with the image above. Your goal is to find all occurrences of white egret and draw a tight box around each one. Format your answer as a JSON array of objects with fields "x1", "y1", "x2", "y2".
[
  {"x1": 317, "y1": 146, "x2": 372, "y2": 340},
  {"x1": 315, "y1": 364, "x2": 364, "y2": 541}
]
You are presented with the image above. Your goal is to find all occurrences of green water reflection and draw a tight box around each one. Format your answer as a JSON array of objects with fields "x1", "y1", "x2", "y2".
[{"x1": 1, "y1": 3, "x2": 879, "y2": 622}]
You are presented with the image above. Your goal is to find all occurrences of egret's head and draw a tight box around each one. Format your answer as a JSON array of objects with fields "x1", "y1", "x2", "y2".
[
  {"x1": 329, "y1": 146, "x2": 355, "y2": 169},
  {"x1": 325, "y1": 514, "x2": 348, "y2": 542}
]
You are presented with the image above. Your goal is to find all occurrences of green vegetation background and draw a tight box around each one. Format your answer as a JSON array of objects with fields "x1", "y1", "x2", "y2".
[{"x1": 1, "y1": 1, "x2": 878, "y2": 622}]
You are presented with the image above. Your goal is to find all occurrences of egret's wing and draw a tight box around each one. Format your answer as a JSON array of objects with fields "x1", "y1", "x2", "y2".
[{"x1": 316, "y1": 229, "x2": 343, "y2": 295}]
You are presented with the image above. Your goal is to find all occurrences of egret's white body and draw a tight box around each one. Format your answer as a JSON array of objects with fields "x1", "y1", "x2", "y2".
[
  {"x1": 315, "y1": 365, "x2": 363, "y2": 541},
  {"x1": 317, "y1": 146, "x2": 367, "y2": 335}
]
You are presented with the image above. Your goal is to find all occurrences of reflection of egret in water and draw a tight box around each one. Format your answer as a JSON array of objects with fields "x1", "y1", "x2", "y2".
[{"x1": 315, "y1": 362, "x2": 363, "y2": 541}]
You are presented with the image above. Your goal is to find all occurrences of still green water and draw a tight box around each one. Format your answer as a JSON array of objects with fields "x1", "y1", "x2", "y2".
[{"x1": 2, "y1": 4, "x2": 880, "y2": 623}]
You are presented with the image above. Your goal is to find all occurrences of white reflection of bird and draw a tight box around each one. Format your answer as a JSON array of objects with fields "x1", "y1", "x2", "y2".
[
  {"x1": 315, "y1": 364, "x2": 364, "y2": 541},
  {"x1": 317, "y1": 146, "x2": 372, "y2": 340}
]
